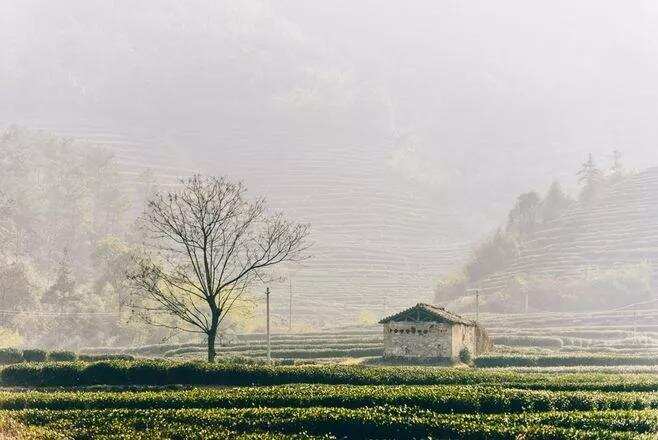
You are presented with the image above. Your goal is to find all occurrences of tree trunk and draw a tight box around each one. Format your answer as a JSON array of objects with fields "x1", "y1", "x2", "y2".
[
  {"x1": 207, "y1": 327, "x2": 217, "y2": 363},
  {"x1": 207, "y1": 307, "x2": 220, "y2": 363}
]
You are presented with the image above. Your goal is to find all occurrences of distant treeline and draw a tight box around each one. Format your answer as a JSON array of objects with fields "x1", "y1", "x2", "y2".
[
  {"x1": 434, "y1": 151, "x2": 650, "y2": 311},
  {"x1": 0, "y1": 127, "x2": 161, "y2": 348}
]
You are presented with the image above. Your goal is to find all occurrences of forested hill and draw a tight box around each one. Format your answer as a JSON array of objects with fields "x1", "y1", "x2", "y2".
[{"x1": 470, "y1": 167, "x2": 658, "y2": 311}]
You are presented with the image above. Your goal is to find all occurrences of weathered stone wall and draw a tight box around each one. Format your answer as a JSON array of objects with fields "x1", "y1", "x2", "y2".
[
  {"x1": 383, "y1": 321, "x2": 483, "y2": 360},
  {"x1": 383, "y1": 322, "x2": 452, "y2": 358},
  {"x1": 451, "y1": 324, "x2": 476, "y2": 359},
  {"x1": 475, "y1": 325, "x2": 493, "y2": 355}
]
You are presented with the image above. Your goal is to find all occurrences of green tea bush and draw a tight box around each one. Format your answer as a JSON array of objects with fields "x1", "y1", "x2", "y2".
[
  {"x1": 81, "y1": 361, "x2": 130, "y2": 385},
  {"x1": 459, "y1": 348, "x2": 472, "y2": 364},
  {"x1": 492, "y1": 336, "x2": 563, "y2": 348},
  {"x1": 265, "y1": 347, "x2": 382, "y2": 359},
  {"x1": 0, "y1": 348, "x2": 23, "y2": 365},
  {"x1": 165, "y1": 347, "x2": 383, "y2": 359},
  {"x1": 78, "y1": 354, "x2": 135, "y2": 362},
  {"x1": 47, "y1": 351, "x2": 77, "y2": 362},
  {"x1": 83, "y1": 334, "x2": 384, "y2": 358},
  {"x1": 21, "y1": 349, "x2": 47, "y2": 363},
  {"x1": 3, "y1": 360, "x2": 658, "y2": 392},
  {"x1": 0, "y1": 384, "x2": 654, "y2": 413},
  {"x1": 38, "y1": 363, "x2": 84, "y2": 387},
  {"x1": 475, "y1": 354, "x2": 658, "y2": 368},
  {"x1": 127, "y1": 360, "x2": 172, "y2": 385},
  {"x1": 12, "y1": 406, "x2": 658, "y2": 440},
  {"x1": 163, "y1": 346, "x2": 207, "y2": 357},
  {"x1": 2, "y1": 362, "x2": 81, "y2": 387}
]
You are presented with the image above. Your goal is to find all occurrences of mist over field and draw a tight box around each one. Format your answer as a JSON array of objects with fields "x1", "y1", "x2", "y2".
[
  {"x1": 4, "y1": 4, "x2": 658, "y2": 439},
  {"x1": 2, "y1": 0, "x2": 658, "y2": 334}
]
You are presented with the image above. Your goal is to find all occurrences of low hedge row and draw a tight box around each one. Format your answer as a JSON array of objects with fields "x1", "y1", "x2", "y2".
[
  {"x1": 0, "y1": 349, "x2": 132, "y2": 365},
  {"x1": 0, "y1": 349, "x2": 78, "y2": 365},
  {"x1": 165, "y1": 347, "x2": 383, "y2": 359},
  {"x1": 492, "y1": 336, "x2": 563, "y2": 349},
  {"x1": 0, "y1": 348, "x2": 23, "y2": 364},
  {"x1": 3, "y1": 360, "x2": 658, "y2": 391},
  {"x1": 78, "y1": 354, "x2": 135, "y2": 362},
  {"x1": 81, "y1": 334, "x2": 382, "y2": 356},
  {"x1": 13, "y1": 406, "x2": 658, "y2": 440},
  {"x1": 475, "y1": 354, "x2": 658, "y2": 368},
  {"x1": 0, "y1": 384, "x2": 655, "y2": 413}
]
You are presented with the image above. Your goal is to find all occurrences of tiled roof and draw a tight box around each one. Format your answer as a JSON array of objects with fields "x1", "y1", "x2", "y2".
[{"x1": 379, "y1": 303, "x2": 475, "y2": 326}]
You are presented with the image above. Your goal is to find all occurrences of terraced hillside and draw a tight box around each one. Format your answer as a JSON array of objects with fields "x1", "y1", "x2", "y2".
[
  {"x1": 480, "y1": 309, "x2": 658, "y2": 359},
  {"x1": 71, "y1": 308, "x2": 658, "y2": 365},
  {"x1": 473, "y1": 167, "x2": 658, "y2": 297},
  {"x1": 80, "y1": 327, "x2": 383, "y2": 363},
  {"x1": 8, "y1": 122, "x2": 473, "y2": 329}
]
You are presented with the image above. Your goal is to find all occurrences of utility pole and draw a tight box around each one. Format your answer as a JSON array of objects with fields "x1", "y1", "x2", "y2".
[
  {"x1": 475, "y1": 290, "x2": 480, "y2": 324},
  {"x1": 288, "y1": 278, "x2": 293, "y2": 333},
  {"x1": 265, "y1": 287, "x2": 271, "y2": 362},
  {"x1": 633, "y1": 311, "x2": 637, "y2": 344},
  {"x1": 524, "y1": 293, "x2": 529, "y2": 314}
]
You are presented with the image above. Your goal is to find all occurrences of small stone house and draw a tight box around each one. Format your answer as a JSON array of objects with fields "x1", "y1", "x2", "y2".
[{"x1": 379, "y1": 303, "x2": 491, "y2": 361}]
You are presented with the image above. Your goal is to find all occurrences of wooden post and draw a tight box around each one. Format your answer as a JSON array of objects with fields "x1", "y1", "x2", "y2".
[
  {"x1": 289, "y1": 279, "x2": 293, "y2": 333},
  {"x1": 266, "y1": 287, "x2": 271, "y2": 362},
  {"x1": 475, "y1": 290, "x2": 479, "y2": 324}
]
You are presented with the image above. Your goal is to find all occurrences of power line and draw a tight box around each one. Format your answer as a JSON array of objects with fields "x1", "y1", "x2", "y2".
[{"x1": 0, "y1": 309, "x2": 120, "y2": 317}]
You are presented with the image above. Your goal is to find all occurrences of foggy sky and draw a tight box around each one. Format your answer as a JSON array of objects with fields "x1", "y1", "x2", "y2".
[{"x1": 3, "y1": 0, "x2": 658, "y2": 319}]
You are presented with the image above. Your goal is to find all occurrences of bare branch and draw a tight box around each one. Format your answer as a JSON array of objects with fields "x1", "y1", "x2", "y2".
[{"x1": 127, "y1": 175, "x2": 311, "y2": 362}]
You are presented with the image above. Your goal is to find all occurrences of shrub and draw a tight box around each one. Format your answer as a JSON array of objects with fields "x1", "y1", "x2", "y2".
[
  {"x1": 10, "y1": 406, "x2": 658, "y2": 440},
  {"x1": 163, "y1": 347, "x2": 206, "y2": 357},
  {"x1": 474, "y1": 354, "x2": 658, "y2": 368},
  {"x1": 2, "y1": 360, "x2": 658, "y2": 392},
  {"x1": 47, "y1": 351, "x2": 77, "y2": 362},
  {"x1": 166, "y1": 347, "x2": 383, "y2": 360},
  {"x1": 265, "y1": 347, "x2": 382, "y2": 359},
  {"x1": 78, "y1": 354, "x2": 135, "y2": 362},
  {"x1": 39, "y1": 362, "x2": 84, "y2": 386},
  {"x1": 128, "y1": 360, "x2": 171, "y2": 385},
  {"x1": 0, "y1": 348, "x2": 23, "y2": 365},
  {"x1": 459, "y1": 348, "x2": 472, "y2": 364},
  {"x1": 22, "y1": 349, "x2": 47, "y2": 363},
  {"x1": 0, "y1": 384, "x2": 655, "y2": 413},
  {"x1": 492, "y1": 335, "x2": 563, "y2": 348}
]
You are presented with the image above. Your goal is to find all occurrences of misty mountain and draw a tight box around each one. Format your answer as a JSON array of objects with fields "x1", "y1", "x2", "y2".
[{"x1": 3, "y1": 1, "x2": 658, "y2": 324}]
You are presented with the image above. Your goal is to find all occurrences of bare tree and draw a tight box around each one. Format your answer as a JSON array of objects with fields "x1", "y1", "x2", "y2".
[{"x1": 127, "y1": 175, "x2": 311, "y2": 362}]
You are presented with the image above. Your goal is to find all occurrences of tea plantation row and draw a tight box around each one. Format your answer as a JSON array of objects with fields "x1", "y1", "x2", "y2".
[
  {"x1": 10, "y1": 406, "x2": 658, "y2": 440},
  {"x1": 0, "y1": 384, "x2": 655, "y2": 414},
  {"x1": 475, "y1": 354, "x2": 658, "y2": 368},
  {"x1": 3, "y1": 360, "x2": 658, "y2": 392}
]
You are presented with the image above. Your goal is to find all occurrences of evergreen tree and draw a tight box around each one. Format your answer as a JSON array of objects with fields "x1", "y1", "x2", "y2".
[
  {"x1": 540, "y1": 180, "x2": 571, "y2": 223},
  {"x1": 609, "y1": 149, "x2": 624, "y2": 182},
  {"x1": 465, "y1": 229, "x2": 518, "y2": 282},
  {"x1": 577, "y1": 153, "x2": 603, "y2": 202},
  {"x1": 0, "y1": 263, "x2": 38, "y2": 314},
  {"x1": 43, "y1": 249, "x2": 79, "y2": 310},
  {"x1": 507, "y1": 191, "x2": 541, "y2": 238}
]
